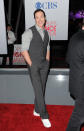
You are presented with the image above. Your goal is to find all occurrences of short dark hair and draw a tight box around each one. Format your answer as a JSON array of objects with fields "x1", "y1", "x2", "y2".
[
  {"x1": 34, "y1": 9, "x2": 46, "y2": 18},
  {"x1": 7, "y1": 24, "x2": 12, "y2": 27}
]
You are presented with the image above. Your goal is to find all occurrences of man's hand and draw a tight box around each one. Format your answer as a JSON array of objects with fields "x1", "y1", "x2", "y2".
[{"x1": 46, "y1": 50, "x2": 50, "y2": 62}]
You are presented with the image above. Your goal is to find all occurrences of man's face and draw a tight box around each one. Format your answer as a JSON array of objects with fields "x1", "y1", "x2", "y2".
[
  {"x1": 7, "y1": 26, "x2": 11, "y2": 31},
  {"x1": 35, "y1": 11, "x2": 46, "y2": 29}
]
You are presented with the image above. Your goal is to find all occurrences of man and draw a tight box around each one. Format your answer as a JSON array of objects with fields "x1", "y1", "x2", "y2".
[
  {"x1": 66, "y1": 23, "x2": 84, "y2": 131},
  {"x1": 2, "y1": 25, "x2": 16, "y2": 66},
  {"x1": 21, "y1": 9, "x2": 51, "y2": 128}
]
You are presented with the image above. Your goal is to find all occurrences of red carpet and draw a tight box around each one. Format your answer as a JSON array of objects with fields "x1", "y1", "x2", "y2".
[{"x1": 0, "y1": 104, "x2": 84, "y2": 131}]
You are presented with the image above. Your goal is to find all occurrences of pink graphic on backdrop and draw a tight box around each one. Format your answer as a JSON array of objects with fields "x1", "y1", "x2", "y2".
[
  {"x1": 13, "y1": 45, "x2": 26, "y2": 65},
  {"x1": 45, "y1": 21, "x2": 56, "y2": 37},
  {"x1": 13, "y1": 52, "x2": 25, "y2": 63}
]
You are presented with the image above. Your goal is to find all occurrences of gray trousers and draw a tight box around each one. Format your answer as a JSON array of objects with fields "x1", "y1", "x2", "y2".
[
  {"x1": 28, "y1": 60, "x2": 49, "y2": 119},
  {"x1": 66, "y1": 98, "x2": 84, "y2": 131}
]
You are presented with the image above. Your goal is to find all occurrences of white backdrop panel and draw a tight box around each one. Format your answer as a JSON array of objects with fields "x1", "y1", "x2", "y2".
[{"x1": 0, "y1": 0, "x2": 7, "y2": 54}]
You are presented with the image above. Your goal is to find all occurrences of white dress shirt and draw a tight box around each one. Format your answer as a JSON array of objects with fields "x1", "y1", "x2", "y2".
[{"x1": 8, "y1": 30, "x2": 16, "y2": 45}]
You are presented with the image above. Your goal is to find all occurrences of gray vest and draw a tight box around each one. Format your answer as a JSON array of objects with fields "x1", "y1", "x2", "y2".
[{"x1": 28, "y1": 26, "x2": 49, "y2": 63}]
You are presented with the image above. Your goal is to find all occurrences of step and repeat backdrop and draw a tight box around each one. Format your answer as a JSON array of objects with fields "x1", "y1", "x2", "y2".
[
  {"x1": 0, "y1": 0, "x2": 69, "y2": 66},
  {"x1": 25, "y1": 0, "x2": 69, "y2": 40}
]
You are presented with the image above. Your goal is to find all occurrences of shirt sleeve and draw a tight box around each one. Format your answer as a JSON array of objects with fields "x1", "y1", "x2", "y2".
[
  {"x1": 21, "y1": 29, "x2": 32, "y2": 52},
  {"x1": 8, "y1": 31, "x2": 16, "y2": 44},
  {"x1": 47, "y1": 32, "x2": 50, "y2": 51},
  {"x1": 11, "y1": 32, "x2": 16, "y2": 42}
]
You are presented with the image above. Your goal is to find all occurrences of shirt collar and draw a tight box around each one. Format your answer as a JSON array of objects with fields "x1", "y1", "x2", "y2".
[{"x1": 35, "y1": 24, "x2": 45, "y2": 32}]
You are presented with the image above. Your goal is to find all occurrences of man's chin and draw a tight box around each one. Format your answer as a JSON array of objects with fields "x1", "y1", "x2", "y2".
[{"x1": 38, "y1": 24, "x2": 44, "y2": 28}]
